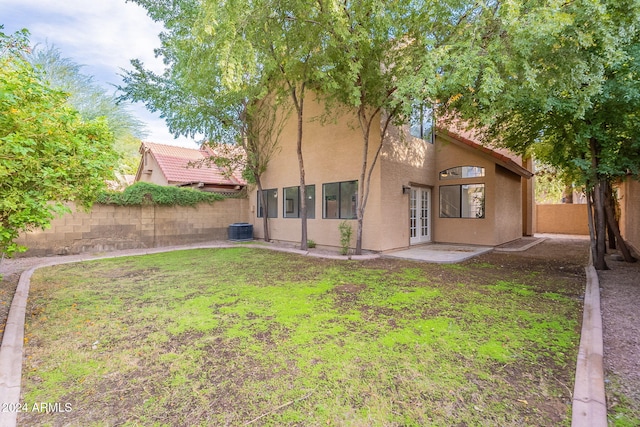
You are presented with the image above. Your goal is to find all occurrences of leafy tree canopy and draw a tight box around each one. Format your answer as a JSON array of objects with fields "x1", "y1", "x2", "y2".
[
  {"x1": 0, "y1": 27, "x2": 119, "y2": 256},
  {"x1": 439, "y1": 0, "x2": 640, "y2": 181},
  {"x1": 437, "y1": 0, "x2": 640, "y2": 268},
  {"x1": 28, "y1": 44, "x2": 146, "y2": 174}
]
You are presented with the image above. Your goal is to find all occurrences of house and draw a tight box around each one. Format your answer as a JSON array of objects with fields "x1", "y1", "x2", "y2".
[
  {"x1": 247, "y1": 96, "x2": 534, "y2": 252},
  {"x1": 135, "y1": 142, "x2": 246, "y2": 195}
]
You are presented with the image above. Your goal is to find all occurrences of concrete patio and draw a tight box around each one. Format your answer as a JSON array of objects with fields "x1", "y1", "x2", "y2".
[
  {"x1": 383, "y1": 243, "x2": 494, "y2": 263},
  {"x1": 382, "y1": 236, "x2": 550, "y2": 263}
]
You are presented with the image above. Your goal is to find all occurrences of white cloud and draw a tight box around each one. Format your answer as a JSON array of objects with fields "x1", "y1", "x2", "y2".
[{"x1": 1, "y1": 0, "x2": 199, "y2": 148}]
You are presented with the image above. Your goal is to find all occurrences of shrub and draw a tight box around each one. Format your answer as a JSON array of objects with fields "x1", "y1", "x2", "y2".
[
  {"x1": 338, "y1": 221, "x2": 353, "y2": 256},
  {"x1": 97, "y1": 182, "x2": 225, "y2": 206},
  {"x1": 307, "y1": 239, "x2": 316, "y2": 249}
]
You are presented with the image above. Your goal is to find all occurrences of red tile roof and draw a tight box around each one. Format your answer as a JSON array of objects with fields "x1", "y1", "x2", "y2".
[{"x1": 141, "y1": 142, "x2": 246, "y2": 186}]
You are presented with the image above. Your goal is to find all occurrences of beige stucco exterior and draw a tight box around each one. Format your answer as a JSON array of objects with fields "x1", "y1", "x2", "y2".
[
  {"x1": 431, "y1": 134, "x2": 525, "y2": 246},
  {"x1": 137, "y1": 151, "x2": 169, "y2": 186},
  {"x1": 248, "y1": 98, "x2": 385, "y2": 250},
  {"x1": 249, "y1": 96, "x2": 532, "y2": 252},
  {"x1": 618, "y1": 177, "x2": 640, "y2": 256},
  {"x1": 377, "y1": 125, "x2": 437, "y2": 250}
]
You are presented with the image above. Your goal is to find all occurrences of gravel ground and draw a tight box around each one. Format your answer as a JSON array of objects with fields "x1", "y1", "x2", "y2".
[{"x1": 600, "y1": 252, "x2": 640, "y2": 420}]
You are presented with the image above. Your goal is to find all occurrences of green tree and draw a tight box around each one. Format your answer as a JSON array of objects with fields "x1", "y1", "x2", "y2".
[
  {"x1": 192, "y1": 98, "x2": 288, "y2": 243},
  {"x1": 438, "y1": 0, "x2": 640, "y2": 269},
  {"x1": 0, "y1": 28, "x2": 118, "y2": 256},
  {"x1": 122, "y1": 0, "x2": 325, "y2": 248},
  {"x1": 318, "y1": 0, "x2": 475, "y2": 254},
  {"x1": 318, "y1": 0, "x2": 409, "y2": 255},
  {"x1": 124, "y1": 0, "x2": 492, "y2": 254},
  {"x1": 28, "y1": 44, "x2": 145, "y2": 174},
  {"x1": 250, "y1": 0, "x2": 328, "y2": 251},
  {"x1": 533, "y1": 163, "x2": 575, "y2": 204}
]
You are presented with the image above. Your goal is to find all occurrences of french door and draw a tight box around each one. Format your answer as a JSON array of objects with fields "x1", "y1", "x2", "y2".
[{"x1": 410, "y1": 187, "x2": 431, "y2": 245}]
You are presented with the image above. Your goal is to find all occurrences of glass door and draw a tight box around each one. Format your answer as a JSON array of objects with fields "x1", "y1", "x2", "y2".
[{"x1": 410, "y1": 187, "x2": 431, "y2": 245}]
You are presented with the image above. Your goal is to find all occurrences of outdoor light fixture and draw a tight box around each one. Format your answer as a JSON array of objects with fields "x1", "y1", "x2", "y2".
[{"x1": 402, "y1": 185, "x2": 411, "y2": 195}]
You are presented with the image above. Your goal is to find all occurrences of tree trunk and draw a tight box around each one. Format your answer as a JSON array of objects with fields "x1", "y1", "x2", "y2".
[
  {"x1": 604, "y1": 181, "x2": 617, "y2": 250},
  {"x1": 606, "y1": 218, "x2": 616, "y2": 250},
  {"x1": 295, "y1": 91, "x2": 308, "y2": 251},
  {"x1": 353, "y1": 107, "x2": 392, "y2": 255},
  {"x1": 589, "y1": 139, "x2": 608, "y2": 270},
  {"x1": 562, "y1": 185, "x2": 573, "y2": 204},
  {"x1": 592, "y1": 179, "x2": 609, "y2": 270},
  {"x1": 256, "y1": 176, "x2": 270, "y2": 242},
  {"x1": 586, "y1": 189, "x2": 597, "y2": 266},
  {"x1": 355, "y1": 107, "x2": 370, "y2": 256},
  {"x1": 604, "y1": 181, "x2": 636, "y2": 262}
]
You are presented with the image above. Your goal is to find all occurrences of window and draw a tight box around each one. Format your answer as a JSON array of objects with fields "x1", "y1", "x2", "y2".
[
  {"x1": 439, "y1": 166, "x2": 485, "y2": 180},
  {"x1": 440, "y1": 184, "x2": 485, "y2": 218},
  {"x1": 283, "y1": 185, "x2": 315, "y2": 219},
  {"x1": 323, "y1": 181, "x2": 357, "y2": 219},
  {"x1": 257, "y1": 189, "x2": 278, "y2": 218},
  {"x1": 410, "y1": 104, "x2": 434, "y2": 143}
]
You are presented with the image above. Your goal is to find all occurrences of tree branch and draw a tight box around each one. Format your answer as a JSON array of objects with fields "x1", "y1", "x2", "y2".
[{"x1": 243, "y1": 390, "x2": 314, "y2": 426}]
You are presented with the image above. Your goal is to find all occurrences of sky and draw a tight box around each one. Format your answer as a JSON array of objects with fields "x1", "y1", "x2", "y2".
[{"x1": 1, "y1": 0, "x2": 199, "y2": 148}]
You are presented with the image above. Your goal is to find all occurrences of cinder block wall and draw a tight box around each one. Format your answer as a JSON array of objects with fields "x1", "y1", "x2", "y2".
[
  {"x1": 535, "y1": 204, "x2": 589, "y2": 235},
  {"x1": 15, "y1": 199, "x2": 249, "y2": 257},
  {"x1": 619, "y1": 178, "x2": 640, "y2": 256}
]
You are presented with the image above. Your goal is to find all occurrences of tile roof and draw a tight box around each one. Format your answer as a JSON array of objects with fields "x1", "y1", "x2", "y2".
[{"x1": 141, "y1": 142, "x2": 246, "y2": 186}]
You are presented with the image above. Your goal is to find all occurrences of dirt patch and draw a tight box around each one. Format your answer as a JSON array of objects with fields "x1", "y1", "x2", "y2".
[
  {"x1": 333, "y1": 283, "x2": 367, "y2": 293},
  {"x1": 0, "y1": 271, "x2": 19, "y2": 342},
  {"x1": 481, "y1": 237, "x2": 589, "y2": 271}
]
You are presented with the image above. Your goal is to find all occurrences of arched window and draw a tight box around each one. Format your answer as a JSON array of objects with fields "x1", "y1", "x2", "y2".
[{"x1": 439, "y1": 166, "x2": 485, "y2": 180}]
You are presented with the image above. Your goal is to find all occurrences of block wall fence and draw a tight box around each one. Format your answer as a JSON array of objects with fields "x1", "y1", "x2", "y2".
[
  {"x1": 535, "y1": 204, "x2": 589, "y2": 235},
  {"x1": 14, "y1": 199, "x2": 249, "y2": 257}
]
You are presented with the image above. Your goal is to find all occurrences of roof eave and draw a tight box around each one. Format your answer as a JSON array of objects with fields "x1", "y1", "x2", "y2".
[{"x1": 436, "y1": 130, "x2": 533, "y2": 179}]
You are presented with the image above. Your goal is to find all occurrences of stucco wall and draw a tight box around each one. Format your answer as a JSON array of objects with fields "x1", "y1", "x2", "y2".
[
  {"x1": 431, "y1": 136, "x2": 527, "y2": 246},
  {"x1": 137, "y1": 152, "x2": 169, "y2": 186},
  {"x1": 432, "y1": 137, "x2": 498, "y2": 245},
  {"x1": 249, "y1": 97, "x2": 531, "y2": 251},
  {"x1": 535, "y1": 204, "x2": 589, "y2": 235},
  {"x1": 248, "y1": 96, "x2": 385, "y2": 251},
  {"x1": 494, "y1": 165, "x2": 524, "y2": 245},
  {"x1": 15, "y1": 199, "x2": 248, "y2": 257},
  {"x1": 377, "y1": 126, "x2": 437, "y2": 250},
  {"x1": 522, "y1": 157, "x2": 536, "y2": 236},
  {"x1": 618, "y1": 178, "x2": 640, "y2": 255}
]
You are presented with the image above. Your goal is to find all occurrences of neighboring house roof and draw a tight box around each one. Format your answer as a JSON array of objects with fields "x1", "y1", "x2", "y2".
[
  {"x1": 136, "y1": 142, "x2": 246, "y2": 187},
  {"x1": 437, "y1": 129, "x2": 534, "y2": 178}
]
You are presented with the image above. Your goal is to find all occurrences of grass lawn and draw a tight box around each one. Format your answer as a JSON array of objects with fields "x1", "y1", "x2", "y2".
[{"x1": 20, "y1": 247, "x2": 584, "y2": 426}]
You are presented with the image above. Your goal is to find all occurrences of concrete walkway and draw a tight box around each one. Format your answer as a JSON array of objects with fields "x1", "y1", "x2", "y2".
[{"x1": 0, "y1": 236, "x2": 604, "y2": 427}]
